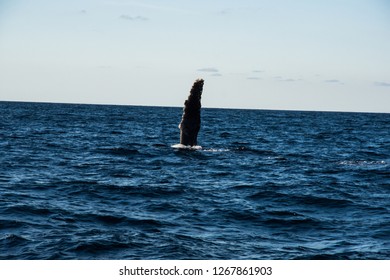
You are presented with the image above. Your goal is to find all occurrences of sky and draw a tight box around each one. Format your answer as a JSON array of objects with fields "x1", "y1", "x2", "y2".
[{"x1": 0, "y1": 0, "x2": 389, "y2": 113}]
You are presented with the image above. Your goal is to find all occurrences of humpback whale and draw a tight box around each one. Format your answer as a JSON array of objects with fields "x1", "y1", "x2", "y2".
[{"x1": 179, "y1": 79, "x2": 204, "y2": 146}]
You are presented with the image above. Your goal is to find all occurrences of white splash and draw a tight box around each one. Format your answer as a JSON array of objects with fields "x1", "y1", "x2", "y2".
[
  {"x1": 171, "y1": 144, "x2": 202, "y2": 150},
  {"x1": 203, "y1": 148, "x2": 230, "y2": 152},
  {"x1": 171, "y1": 144, "x2": 230, "y2": 152}
]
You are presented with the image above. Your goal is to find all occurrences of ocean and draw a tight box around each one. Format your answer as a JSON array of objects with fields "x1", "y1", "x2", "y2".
[{"x1": 0, "y1": 101, "x2": 389, "y2": 259}]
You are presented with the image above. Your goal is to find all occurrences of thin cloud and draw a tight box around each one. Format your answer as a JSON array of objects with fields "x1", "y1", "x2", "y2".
[
  {"x1": 374, "y1": 81, "x2": 390, "y2": 87},
  {"x1": 274, "y1": 76, "x2": 300, "y2": 82},
  {"x1": 252, "y1": 70, "x2": 263, "y2": 73},
  {"x1": 217, "y1": 9, "x2": 230, "y2": 15},
  {"x1": 211, "y1": 73, "x2": 222, "y2": 77},
  {"x1": 247, "y1": 77, "x2": 261, "y2": 80},
  {"x1": 324, "y1": 79, "x2": 344, "y2": 85},
  {"x1": 197, "y1": 67, "x2": 219, "y2": 73},
  {"x1": 107, "y1": 1, "x2": 195, "y2": 15},
  {"x1": 119, "y1": 14, "x2": 149, "y2": 21}
]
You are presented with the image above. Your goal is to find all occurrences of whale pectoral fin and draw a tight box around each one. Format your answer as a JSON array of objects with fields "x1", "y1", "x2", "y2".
[{"x1": 179, "y1": 79, "x2": 204, "y2": 146}]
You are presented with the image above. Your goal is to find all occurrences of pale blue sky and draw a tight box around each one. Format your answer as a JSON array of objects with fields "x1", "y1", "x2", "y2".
[{"x1": 1, "y1": 0, "x2": 389, "y2": 112}]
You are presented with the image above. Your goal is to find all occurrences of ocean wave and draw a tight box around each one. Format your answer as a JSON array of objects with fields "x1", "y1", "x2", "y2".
[
  {"x1": 0, "y1": 233, "x2": 30, "y2": 244},
  {"x1": 338, "y1": 160, "x2": 387, "y2": 166},
  {"x1": 264, "y1": 216, "x2": 323, "y2": 229},
  {"x1": 1, "y1": 219, "x2": 19, "y2": 231},
  {"x1": 104, "y1": 147, "x2": 140, "y2": 156},
  {"x1": 231, "y1": 145, "x2": 278, "y2": 156}
]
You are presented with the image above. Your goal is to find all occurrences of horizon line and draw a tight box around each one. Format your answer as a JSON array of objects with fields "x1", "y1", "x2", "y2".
[{"x1": 0, "y1": 100, "x2": 389, "y2": 115}]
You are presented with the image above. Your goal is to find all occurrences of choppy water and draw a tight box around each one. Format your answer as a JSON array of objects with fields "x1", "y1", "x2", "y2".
[{"x1": 0, "y1": 101, "x2": 389, "y2": 259}]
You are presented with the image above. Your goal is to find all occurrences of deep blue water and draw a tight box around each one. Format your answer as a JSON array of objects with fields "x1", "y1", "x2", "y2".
[{"x1": 0, "y1": 101, "x2": 389, "y2": 259}]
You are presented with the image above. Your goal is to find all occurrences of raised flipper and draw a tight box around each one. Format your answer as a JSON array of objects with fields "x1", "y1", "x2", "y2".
[{"x1": 179, "y1": 79, "x2": 204, "y2": 146}]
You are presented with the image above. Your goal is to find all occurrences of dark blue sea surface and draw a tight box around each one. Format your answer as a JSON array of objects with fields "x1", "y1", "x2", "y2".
[{"x1": 0, "y1": 101, "x2": 389, "y2": 259}]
